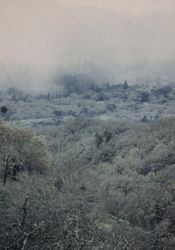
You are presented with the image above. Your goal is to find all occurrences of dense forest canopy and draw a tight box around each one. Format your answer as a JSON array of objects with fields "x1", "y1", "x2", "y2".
[{"x1": 0, "y1": 108, "x2": 175, "y2": 249}]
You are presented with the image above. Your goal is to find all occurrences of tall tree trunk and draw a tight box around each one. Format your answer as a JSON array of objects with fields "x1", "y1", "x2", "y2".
[{"x1": 3, "y1": 155, "x2": 10, "y2": 185}]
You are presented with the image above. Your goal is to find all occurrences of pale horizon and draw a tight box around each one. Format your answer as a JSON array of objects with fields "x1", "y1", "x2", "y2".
[
  {"x1": 52, "y1": 0, "x2": 175, "y2": 15},
  {"x1": 0, "y1": 0, "x2": 175, "y2": 81}
]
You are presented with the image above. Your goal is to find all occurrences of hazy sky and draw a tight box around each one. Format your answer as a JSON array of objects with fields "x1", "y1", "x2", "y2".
[
  {"x1": 0, "y1": 0, "x2": 175, "y2": 68},
  {"x1": 53, "y1": 0, "x2": 175, "y2": 15}
]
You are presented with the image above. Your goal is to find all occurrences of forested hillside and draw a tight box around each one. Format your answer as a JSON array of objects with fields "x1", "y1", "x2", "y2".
[
  {"x1": 1, "y1": 0, "x2": 175, "y2": 249},
  {"x1": 0, "y1": 114, "x2": 175, "y2": 249},
  {"x1": 0, "y1": 78, "x2": 175, "y2": 126}
]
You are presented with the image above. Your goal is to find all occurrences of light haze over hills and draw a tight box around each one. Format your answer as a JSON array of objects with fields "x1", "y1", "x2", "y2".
[{"x1": 0, "y1": 0, "x2": 175, "y2": 89}]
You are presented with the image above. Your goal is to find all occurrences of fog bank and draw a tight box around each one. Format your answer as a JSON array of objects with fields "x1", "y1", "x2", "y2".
[{"x1": 0, "y1": 0, "x2": 175, "y2": 90}]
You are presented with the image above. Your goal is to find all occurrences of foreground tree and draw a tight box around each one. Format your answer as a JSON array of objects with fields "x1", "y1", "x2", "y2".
[{"x1": 0, "y1": 122, "x2": 49, "y2": 185}]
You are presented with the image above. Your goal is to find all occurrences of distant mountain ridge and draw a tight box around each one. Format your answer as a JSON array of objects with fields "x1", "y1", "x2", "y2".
[
  {"x1": 0, "y1": 0, "x2": 175, "y2": 89},
  {"x1": 0, "y1": 0, "x2": 175, "y2": 66}
]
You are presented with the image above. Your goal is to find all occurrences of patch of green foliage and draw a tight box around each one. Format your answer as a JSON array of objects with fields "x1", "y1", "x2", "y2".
[{"x1": 1, "y1": 117, "x2": 175, "y2": 249}]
